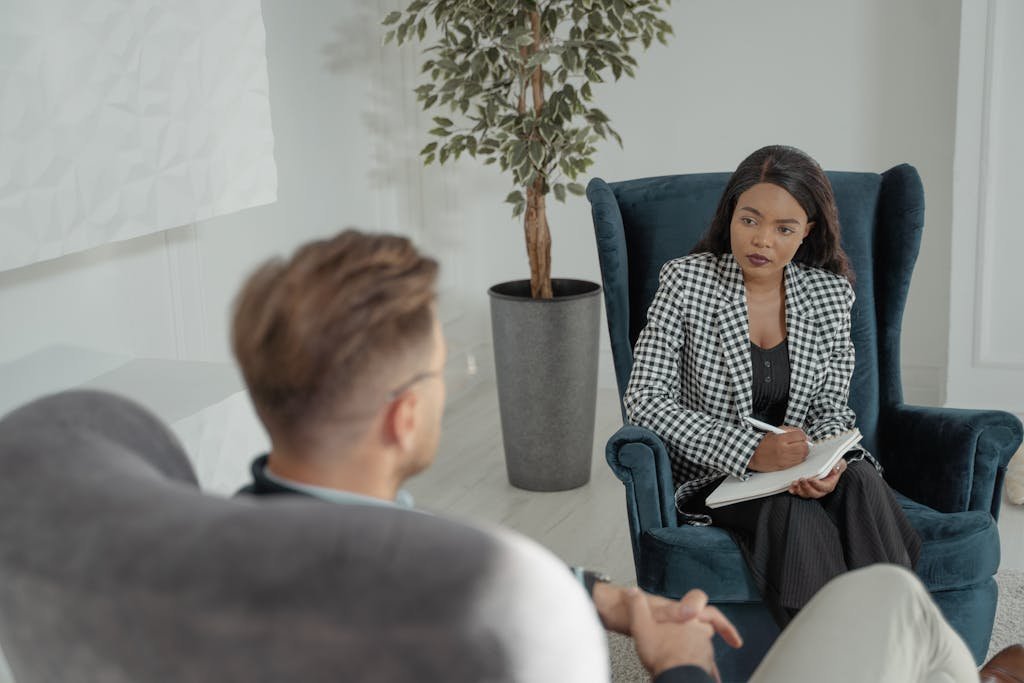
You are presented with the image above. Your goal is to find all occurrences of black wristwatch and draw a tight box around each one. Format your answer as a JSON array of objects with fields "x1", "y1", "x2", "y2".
[{"x1": 582, "y1": 569, "x2": 612, "y2": 596}]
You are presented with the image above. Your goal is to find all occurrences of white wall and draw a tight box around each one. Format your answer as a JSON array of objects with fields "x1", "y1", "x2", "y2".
[
  {"x1": 473, "y1": 0, "x2": 962, "y2": 405},
  {"x1": 0, "y1": 0, "x2": 962, "y2": 413}
]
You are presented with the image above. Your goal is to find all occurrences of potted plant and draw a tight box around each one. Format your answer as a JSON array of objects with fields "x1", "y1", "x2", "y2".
[{"x1": 385, "y1": 0, "x2": 673, "y2": 490}]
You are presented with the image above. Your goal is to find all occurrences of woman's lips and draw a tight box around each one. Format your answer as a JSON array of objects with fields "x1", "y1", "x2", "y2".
[{"x1": 747, "y1": 254, "x2": 771, "y2": 266}]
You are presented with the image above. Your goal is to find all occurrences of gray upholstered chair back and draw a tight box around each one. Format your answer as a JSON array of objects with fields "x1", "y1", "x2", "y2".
[{"x1": 0, "y1": 391, "x2": 604, "y2": 683}]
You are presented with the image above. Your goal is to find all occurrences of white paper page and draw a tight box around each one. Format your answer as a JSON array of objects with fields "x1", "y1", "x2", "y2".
[{"x1": 707, "y1": 429, "x2": 862, "y2": 508}]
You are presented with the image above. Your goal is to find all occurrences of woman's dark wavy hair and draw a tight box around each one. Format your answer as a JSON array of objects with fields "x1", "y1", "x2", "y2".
[{"x1": 691, "y1": 145, "x2": 854, "y2": 281}]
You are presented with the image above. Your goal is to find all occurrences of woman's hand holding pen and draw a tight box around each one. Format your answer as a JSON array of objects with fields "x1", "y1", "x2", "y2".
[{"x1": 749, "y1": 427, "x2": 810, "y2": 472}]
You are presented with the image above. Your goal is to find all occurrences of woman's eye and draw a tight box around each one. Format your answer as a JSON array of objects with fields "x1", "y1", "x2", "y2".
[
  {"x1": 741, "y1": 217, "x2": 756, "y2": 226},
  {"x1": 778, "y1": 226, "x2": 795, "y2": 235}
]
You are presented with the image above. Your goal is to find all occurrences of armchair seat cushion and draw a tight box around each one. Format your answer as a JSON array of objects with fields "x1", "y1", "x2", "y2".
[
  {"x1": 639, "y1": 493, "x2": 998, "y2": 604},
  {"x1": 642, "y1": 525, "x2": 761, "y2": 602}
]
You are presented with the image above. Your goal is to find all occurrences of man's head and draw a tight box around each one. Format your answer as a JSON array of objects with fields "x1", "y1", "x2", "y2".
[{"x1": 232, "y1": 229, "x2": 445, "y2": 489}]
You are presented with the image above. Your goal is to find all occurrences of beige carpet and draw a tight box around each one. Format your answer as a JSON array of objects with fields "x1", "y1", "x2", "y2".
[{"x1": 608, "y1": 569, "x2": 1024, "y2": 682}]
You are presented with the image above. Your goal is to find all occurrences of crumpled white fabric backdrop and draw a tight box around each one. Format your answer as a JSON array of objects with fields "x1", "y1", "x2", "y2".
[{"x1": 0, "y1": 0, "x2": 277, "y2": 272}]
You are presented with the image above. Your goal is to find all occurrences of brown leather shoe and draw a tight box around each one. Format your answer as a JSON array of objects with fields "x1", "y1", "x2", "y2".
[{"x1": 981, "y1": 645, "x2": 1024, "y2": 683}]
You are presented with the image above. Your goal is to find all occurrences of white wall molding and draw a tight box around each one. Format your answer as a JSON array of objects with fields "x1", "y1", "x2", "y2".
[
  {"x1": 947, "y1": 0, "x2": 1024, "y2": 411},
  {"x1": 972, "y1": 0, "x2": 1024, "y2": 370}
]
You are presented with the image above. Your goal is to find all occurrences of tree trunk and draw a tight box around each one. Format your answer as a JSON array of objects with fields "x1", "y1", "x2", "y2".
[
  {"x1": 523, "y1": 10, "x2": 552, "y2": 299},
  {"x1": 524, "y1": 177, "x2": 552, "y2": 299}
]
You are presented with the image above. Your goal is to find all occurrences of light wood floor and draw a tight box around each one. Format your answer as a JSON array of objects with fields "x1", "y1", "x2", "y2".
[
  {"x1": 409, "y1": 379, "x2": 1024, "y2": 582},
  {"x1": 407, "y1": 378, "x2": 636, "y2": 582}
]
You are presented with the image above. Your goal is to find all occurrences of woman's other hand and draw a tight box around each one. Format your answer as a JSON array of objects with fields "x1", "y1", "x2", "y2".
[
  {"x1": 789, "y1": 459, "x2": 847, "y2": 498},
  {"x1": 749, "y1": 428, "x2": 809, "y2": 472}
]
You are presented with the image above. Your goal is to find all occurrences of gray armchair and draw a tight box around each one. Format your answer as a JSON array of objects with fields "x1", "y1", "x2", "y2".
[{"x1": 0, "y1": 391, "x2": 605, "y2": 683}]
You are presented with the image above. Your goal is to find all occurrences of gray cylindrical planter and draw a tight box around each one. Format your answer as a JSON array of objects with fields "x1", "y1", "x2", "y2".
[{"x1": 488, "y1": 279, "x2": 601, "y2": 491}]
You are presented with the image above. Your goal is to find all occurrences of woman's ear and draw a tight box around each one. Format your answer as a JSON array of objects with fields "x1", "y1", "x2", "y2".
[{"x1": 803, "y1": 221, "x2": 815, "y2": 240}]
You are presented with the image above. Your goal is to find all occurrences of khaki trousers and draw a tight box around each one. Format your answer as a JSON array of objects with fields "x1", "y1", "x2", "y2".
[{"x1": 750, "y1": 564, "x2": 977, "y2": 683}]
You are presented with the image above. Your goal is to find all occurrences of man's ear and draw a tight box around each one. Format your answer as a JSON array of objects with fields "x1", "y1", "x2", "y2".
[{"x1": 385, "y1": 391, "x2": 419, "y2": 453}]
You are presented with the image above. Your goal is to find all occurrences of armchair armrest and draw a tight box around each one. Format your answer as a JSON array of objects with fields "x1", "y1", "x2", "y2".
[
  {"x1": 606, "y1": 425, "x2": 678, "y2": 552},
  {"x1": 878, "y1": 403, "x2": 1022, "y2": 518}
]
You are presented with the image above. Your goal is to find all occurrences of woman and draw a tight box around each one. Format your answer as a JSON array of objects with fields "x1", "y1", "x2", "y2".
[{"x1": 624, "y1": 145, "x2": 920, "y2": 626}]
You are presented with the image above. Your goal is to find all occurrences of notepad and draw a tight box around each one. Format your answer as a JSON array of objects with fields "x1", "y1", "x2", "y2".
[{"x1": 705, "y1": 429, "x2": 863, "y2": 509}]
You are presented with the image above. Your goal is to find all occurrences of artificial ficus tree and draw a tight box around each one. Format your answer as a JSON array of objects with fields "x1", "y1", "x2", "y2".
[{"x1": 384, "y1": 0, "x2": 673, "y2": 298}]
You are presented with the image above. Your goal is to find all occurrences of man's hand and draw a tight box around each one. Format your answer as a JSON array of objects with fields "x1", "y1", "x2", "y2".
[
  {"x1": 749, "y1": 427, "x2": 810, "y2": 472},
  {"x1": 592, "y1": 583, "x2": 742, "y2": 649},
  {"x1": 627, "y1": 588, "x2": 718, "y2": 680},
  {"x1": 789, "y1": 458, "x2": 847, "y2": 499}
]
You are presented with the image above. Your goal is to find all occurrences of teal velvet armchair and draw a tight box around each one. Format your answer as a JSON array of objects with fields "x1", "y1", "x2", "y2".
[{"x1": 587, "y1": 165, "x2": 1023, "y2": 682}]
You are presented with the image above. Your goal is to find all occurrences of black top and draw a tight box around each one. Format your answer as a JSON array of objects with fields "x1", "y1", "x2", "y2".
[
  {"x1": 236, "y1": 454, "x2": 296, "y2": 497},
  {"x1": 750, "y1": 339, "x2": 791, "y2": 426}
]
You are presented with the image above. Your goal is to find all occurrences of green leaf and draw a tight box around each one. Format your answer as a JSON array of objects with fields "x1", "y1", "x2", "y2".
[
  {"x1": 528, "y1": 139, "x2": 544, "y2": 165},
  {"x1": 511, "y1": 141, "x2": 527, "y2": 165},
  {"x1": 378, "y1": 0, "x2": 675, "y2": 232},
  {"x1": 505, "y1": 190, "x2": 524, "y2": 204}
]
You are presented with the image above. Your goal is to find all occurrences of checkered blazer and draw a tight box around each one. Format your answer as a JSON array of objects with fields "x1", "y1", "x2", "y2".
[{"x1": 624, "y1": 251, "x2": 879, "y2": 506}]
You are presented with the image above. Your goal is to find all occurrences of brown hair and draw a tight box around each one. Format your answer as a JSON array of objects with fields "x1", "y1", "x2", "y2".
[
  {"x1": 691, "y1": 145, "x2": 854, "y2": 281},
  {"x1": 232, "y1": 229, "x2": 439, "y2": 442}
]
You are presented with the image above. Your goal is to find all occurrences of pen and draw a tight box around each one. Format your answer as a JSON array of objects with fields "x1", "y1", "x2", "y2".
[{"x1": 744, "y1": 416, "x2": 813, "y2": 446}]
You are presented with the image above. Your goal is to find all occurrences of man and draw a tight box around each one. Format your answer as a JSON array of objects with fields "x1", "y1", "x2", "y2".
[{"x1": 231, "y1": 229, "x2": 1008, "y2": 683}]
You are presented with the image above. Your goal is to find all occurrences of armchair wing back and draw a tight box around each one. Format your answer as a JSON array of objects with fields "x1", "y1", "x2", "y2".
[
  {"x1": 587, "y1": 165, "x2": 1022, "y2": 680},
  {"x1": 0, "y1": 391, "x2": 607, "y2": 683}
]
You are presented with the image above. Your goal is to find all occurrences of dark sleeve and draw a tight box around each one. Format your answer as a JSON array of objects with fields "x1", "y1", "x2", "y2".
[{"x1": 654, "y1": 665, "x2": 716, "y2": 683}]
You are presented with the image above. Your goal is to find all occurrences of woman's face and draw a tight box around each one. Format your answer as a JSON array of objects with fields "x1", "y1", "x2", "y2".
[{"x1": 729, "y1": 182, "x2": 814, "y2": 284}]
